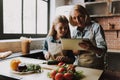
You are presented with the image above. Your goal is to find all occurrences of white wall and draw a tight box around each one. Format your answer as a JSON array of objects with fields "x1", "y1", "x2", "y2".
[
  {"x1": 50, "y1": 0, "x2": 66, "y2": 27},
  {"x1": 50, "y1": 0, "x2": 85, "y2": 27}
]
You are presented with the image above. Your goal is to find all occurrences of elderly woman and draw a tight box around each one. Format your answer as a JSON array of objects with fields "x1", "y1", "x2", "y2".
[{"x1": 69, "y1": 4, "x2": 107, "y2": 69}]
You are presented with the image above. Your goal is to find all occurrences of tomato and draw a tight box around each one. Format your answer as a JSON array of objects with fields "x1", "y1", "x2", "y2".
[
  {"x1": 64, "y1": 73, "x2": 74, "y2": 80},
  {"x1": 58, "y1": 67, "x2": 66, "y2": 73},
  {"x1": 50, "y1": 70, "x2": 57, "y2": 79},
  {"x1": 67, "y1": 65, "x2": 76, "y2": 72},
  {"x1": 58, "y1": 62, "x2": 64, "y2": 66},
  {"x1": 55, "y1": 73, "x2": 64, "y2": 80}
]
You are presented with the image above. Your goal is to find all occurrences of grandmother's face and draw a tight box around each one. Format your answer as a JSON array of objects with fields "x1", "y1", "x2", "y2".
[{"x1": 71, "y1": 10, "x2": 86, "y2": 28}]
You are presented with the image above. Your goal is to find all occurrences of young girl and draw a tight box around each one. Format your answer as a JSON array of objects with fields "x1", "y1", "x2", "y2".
[{"x1": 43, "y1": 15, "x2": 75, "y2": 64}]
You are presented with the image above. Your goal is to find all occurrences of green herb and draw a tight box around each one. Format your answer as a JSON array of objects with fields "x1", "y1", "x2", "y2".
[
  {"x1": 74, "y1": 71, "x2": 85, "y2": 80},
  {"x1": 20, "y1": 63, "x2": 41, "y2": 73}
]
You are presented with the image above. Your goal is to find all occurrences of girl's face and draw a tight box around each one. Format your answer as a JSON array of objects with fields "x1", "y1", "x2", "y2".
[
  {"x1": 55, "y1": 22, "x2": 68, "y2": 38},
  {"x1": 71, "y1": 10, "x2": 86, "y2": 28}
]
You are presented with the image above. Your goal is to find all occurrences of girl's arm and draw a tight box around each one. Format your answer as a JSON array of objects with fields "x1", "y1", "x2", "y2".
[{"x1": 43, "y1": 39, "x2": 50, "y2": 60}]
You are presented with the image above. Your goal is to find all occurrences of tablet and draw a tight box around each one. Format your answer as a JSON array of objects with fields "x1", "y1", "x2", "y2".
[{"x1": 61, "y1": 38, "x2": 89, "y2": 50}]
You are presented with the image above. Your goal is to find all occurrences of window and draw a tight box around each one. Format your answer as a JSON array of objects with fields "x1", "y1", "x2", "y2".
[
  {"x1": 0, "y1": 0, "x2": 49, "y2": 39},
  {"x1": 3, "y1": 0, "x2": 22, "y2": 34},
  {"x1": 23, "y1": 0, "x2": 36, "y2": 34}
]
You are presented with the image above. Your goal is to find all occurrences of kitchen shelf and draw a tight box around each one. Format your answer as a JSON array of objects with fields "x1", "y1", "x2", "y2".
[
  {"x1": 85, "y1": 1, "x2": 108, "y2": 16},
  {"x1": 111, "y1": 0, "x2": 120, "y2": 14},
  {"x1": 85, "y1": 0, "x2": 120, "y2": 17},
  {"x1": 85, "y1": 0, "x2": 106, "y2": 5},
  {"x1": 90, "y1": 13, "x2": 120, "y2": 17},
  {"x1": 104, "y1": 29, "x2": 120, "y2": 31},
  {"x1": 104, "y1": 29, "x2": 120, "y2": 38}
]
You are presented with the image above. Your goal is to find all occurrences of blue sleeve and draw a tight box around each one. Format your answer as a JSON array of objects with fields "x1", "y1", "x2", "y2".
[
  {"x1": 94, "y1": 24, "x2": 107, "y2": 57},
  {"x1": 43, "y1": 38, "x2": 48, "y2": 54},
  {"x1": 95, "y1": 25, "x2": 107, "y2": 50}
]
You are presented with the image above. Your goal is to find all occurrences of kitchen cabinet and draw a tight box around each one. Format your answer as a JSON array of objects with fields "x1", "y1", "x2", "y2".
[
  {"x1": 111, "y1": 0, "x2": 120, "y2": 15},
  {"x1": 85, "y1": 1, "x2": 108, "y2": 17},
  {"x1": 85, "y1": 0, "x2": 120, "y2": 17},
  {"x1": 106, "y1": 51, "x2": 120, "y2": 71}
]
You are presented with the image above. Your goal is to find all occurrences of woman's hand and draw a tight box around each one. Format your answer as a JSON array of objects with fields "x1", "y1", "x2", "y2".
[
  {"x1": 55, "y1": 56, "x2": 69, "y2": 62},
  {"x1": 44, "y1": 52, "x2": 51, "y2": 60},
  {"x1": 78, "y1": 39, "x2": 94, "y2": 51},
  {"x1": 55, "y1": 56, "x2": 64, "y2": 61},
  {"x1": 79, "y1": 40, "x2": 104, "y2": 56}
]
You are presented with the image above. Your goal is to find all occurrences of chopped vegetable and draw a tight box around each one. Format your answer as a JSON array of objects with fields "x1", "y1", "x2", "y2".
[
  {"x1": 48, "y1": 62, "x2": 85, "y2": 80},
  {"x1": 17, "y1": 63, "x2": 41, "y2": 73},
  {"x1": 43, "y1": 60, "x2": 59, "y2": 65}
]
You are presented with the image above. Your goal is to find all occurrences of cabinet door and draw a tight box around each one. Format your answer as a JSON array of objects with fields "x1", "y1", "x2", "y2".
[
  {"x1": 85, "y1": 0, "x2": 120, "y2": 17},
  {"x1": 106, "y1": 52, "x2": 120, "y2": 71},
  {"x1": 111, "y1": 0, "x2": 120, "y2": 14},
  {"x1": 85, "y1": 1, "x2": 108, "y2": 17}
]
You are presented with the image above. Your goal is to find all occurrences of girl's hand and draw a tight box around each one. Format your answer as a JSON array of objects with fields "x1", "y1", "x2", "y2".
[{"x1": 44, "y1": 52, "x2": 50, "y2": 60}]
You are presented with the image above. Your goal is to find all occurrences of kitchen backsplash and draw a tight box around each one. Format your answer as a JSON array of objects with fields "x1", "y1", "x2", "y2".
[{"x1": 94, "y1": 16, "x2": 120, "y2": 50}]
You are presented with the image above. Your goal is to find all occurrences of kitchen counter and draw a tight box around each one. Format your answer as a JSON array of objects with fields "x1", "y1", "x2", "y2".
[
  {"x1": 107, "y1": 49, "x2": 120, "y2": 53},
  {"x1": 106, "y1": 50, "x2": 120, "y2": 71},
  {"x1": 0, "y1": 50, "x2": 43, "y2": 61},
  {"x1": 0, "y1": 57, "x2": 103, "y2": 80}
]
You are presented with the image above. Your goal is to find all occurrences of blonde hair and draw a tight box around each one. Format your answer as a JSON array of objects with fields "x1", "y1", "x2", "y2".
[
  {"x1": 48, "y1": 15, "x2": 71, "y2": 38},
  {"x1": 69, "y1": 4, "x2": 91, "y2": 26}
]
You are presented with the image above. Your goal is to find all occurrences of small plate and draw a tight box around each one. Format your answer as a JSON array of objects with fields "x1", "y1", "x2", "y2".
[{"x1": 11, "y1": 70, "x2": 34, "y2": 75}]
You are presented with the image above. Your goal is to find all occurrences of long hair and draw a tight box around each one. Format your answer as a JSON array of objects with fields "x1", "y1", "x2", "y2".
[
  {"x1": 69, "y1": 4, "x2": 91, "y2": 26},
  {"x1": 48, "y1": 15, "x2": 71, "y2": 39}
]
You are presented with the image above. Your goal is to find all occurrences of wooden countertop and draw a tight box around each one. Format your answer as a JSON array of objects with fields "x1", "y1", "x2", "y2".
[
  {"x1": 0, "y1": 49, "x2": 43, "y2": 61},
  {"x1": 0, "y1": 57, "x2": 103, "y2": 80},
  {"x1": 107, "y1": 49, "x2": 120, "y2": 53}
]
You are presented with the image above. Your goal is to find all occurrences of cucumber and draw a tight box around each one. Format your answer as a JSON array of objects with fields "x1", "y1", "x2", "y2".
[{"x1": 43, "y1": 60, "x2": 59, "y2": 65}]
